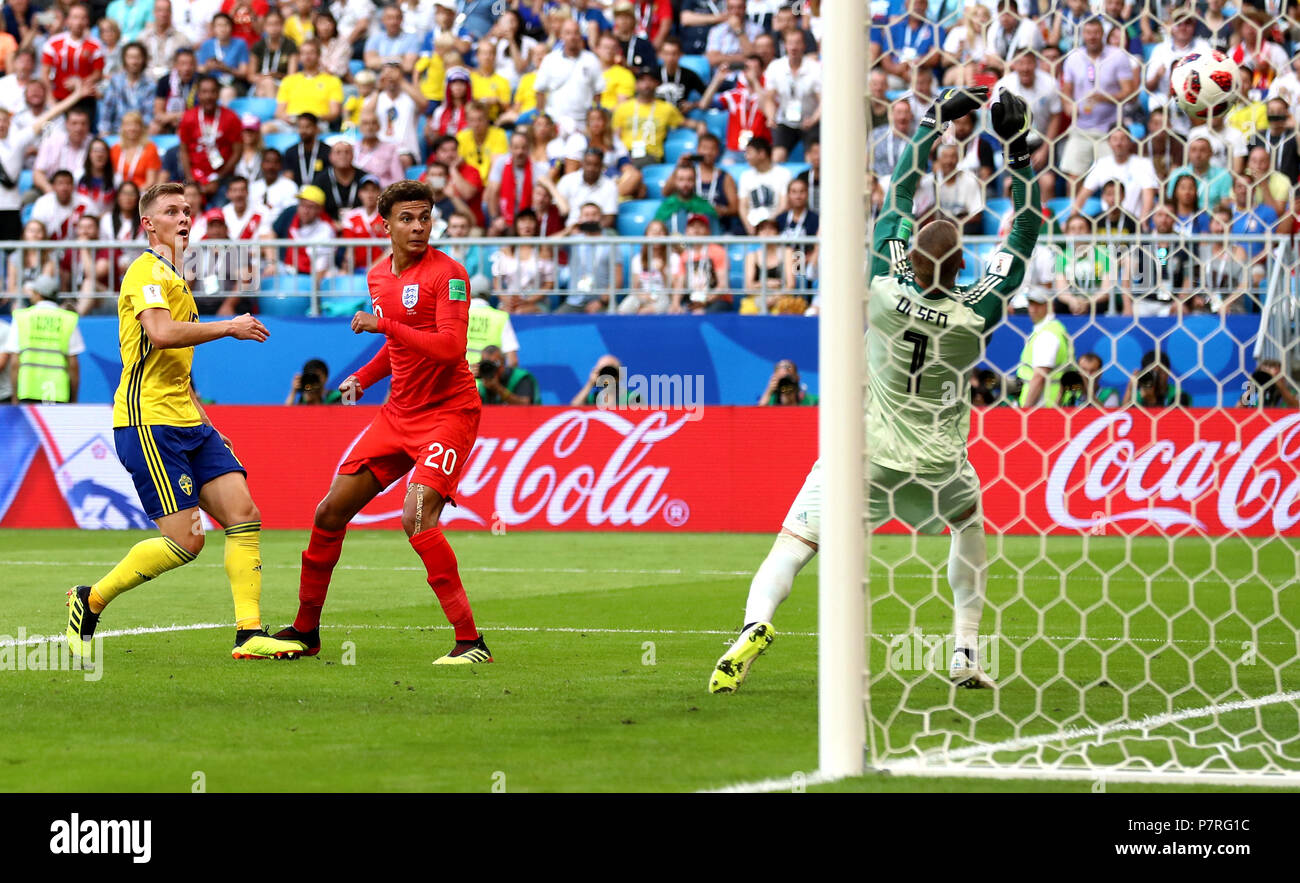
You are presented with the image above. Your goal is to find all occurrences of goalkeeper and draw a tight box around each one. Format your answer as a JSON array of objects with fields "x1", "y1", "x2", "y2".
[{"x1": 709, "y1": 88, "x2": 1042, "y2": 693}]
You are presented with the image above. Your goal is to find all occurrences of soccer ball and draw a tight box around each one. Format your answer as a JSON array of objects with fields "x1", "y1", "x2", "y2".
[{"x1": 1170, "y1": 51, "x2": 1240, "y2": 123}]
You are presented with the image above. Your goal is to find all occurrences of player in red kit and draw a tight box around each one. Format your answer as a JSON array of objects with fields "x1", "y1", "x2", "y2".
[{"x1": 274, "y1": 181, "x2": 491, "y2": 665}]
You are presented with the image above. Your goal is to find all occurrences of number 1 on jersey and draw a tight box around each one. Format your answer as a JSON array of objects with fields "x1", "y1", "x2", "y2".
[{"x1": 902, "y1": 330, "x2": 929, "y2": 394}]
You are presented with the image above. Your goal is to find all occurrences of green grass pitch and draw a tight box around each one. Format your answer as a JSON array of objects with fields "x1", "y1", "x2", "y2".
[{"x1": 0, "y1": 528, "x2": 1295, "y2": 793}]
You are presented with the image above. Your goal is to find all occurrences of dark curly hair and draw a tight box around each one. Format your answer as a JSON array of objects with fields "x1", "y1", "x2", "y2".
[{"x1": 377, "y1": 180, "x2": 434, "y2": 220}]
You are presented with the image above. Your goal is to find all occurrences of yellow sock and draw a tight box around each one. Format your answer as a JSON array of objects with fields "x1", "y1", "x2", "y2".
[
  {"x1": 90, "y1": 537, "x2": 195, "y2": 611},
  {"x1": 224, "y1": 521, "x2": 263, "y2": 631}
]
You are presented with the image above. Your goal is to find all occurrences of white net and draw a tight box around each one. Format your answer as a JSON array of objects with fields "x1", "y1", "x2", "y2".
[{"x1": 859, "y1": 0, "x2": 1300, "y2": 785}]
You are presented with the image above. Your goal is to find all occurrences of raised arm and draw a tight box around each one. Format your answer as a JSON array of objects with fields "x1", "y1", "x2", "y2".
[{"x1": 870, "y1": 86, "x2": 988, "y2": 281}]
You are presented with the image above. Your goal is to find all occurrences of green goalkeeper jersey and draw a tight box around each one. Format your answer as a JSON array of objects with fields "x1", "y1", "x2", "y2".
[{"x1": 867, "y1": 122, "x2": 1042, "y2": 475}]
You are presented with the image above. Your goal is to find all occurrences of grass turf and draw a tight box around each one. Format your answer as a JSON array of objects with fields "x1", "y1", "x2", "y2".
[{"x1": 0, "y1": 528, "x2": 1295, "y2": 793}]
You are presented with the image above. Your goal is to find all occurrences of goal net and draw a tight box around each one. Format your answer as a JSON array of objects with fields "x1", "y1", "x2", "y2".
[{"x1": 851, "y1": 1, "x2": 1300, "y2": 787}]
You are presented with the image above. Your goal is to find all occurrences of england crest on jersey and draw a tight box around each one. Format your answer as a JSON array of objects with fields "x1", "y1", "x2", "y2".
[{"x1": 401, "y1": 284, "x2": 419, "y2": 308}]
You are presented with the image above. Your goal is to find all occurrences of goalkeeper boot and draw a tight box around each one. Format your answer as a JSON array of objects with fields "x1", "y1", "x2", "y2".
[
  {"x1": 232, "y1": 629, "x2": 304, "y2": 660},
  {"x1": 272, "y1": 625, "x2": 321, "y2": 657},
  {"x1": 949, "y1": 647, "x2": 996, "y2": 689},
  {"x1": 65, "y1": 586, "x2": 100, "y2": 659},
  {"x1": 708, "y1": 621, "x2": 775, "y2": 694},
  {"x1": 432, "y1": 635, "x2": 493, "y2": 665}
]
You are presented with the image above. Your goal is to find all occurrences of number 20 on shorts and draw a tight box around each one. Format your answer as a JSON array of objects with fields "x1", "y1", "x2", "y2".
[{"x1": 424, "y1": 442, "x2": 458, "y2": 475}]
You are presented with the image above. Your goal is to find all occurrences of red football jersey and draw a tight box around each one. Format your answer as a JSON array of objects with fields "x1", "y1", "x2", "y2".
[
  {"x1": 42, "y1": 32, "x2": 105, "y2": 101},
  {"x1": 365, "y1": 247, "x2": 479, "y2": 416},
  {"x1": 340, "y1": 206, "x2": 388, "y2": 271},
  {"x1": 177, "y1": 106, "x2": 242, "y2": 183}
]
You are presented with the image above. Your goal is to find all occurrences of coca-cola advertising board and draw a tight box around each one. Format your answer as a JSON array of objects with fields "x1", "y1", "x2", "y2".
[{"x1": 1, "y1": 405, "x2": 1297, "y2": 536}]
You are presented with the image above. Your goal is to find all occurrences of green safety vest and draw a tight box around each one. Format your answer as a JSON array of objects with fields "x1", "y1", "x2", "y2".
[
  {"x1": 477, "y1": 367, "x2": 540, "y2": 404},
  {"x1": 466, "y1": 303, "x2": 510, "y2": 364},
  {"x1": 1017, "y1": 318, "x2": 1072, "y2": 407},
  {"x1": 13, "y1": 304, "x2": 78, "y2": 403}
]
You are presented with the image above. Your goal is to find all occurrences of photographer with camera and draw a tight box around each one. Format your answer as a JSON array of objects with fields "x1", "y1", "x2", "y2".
[
  {"x1": 1240, "y1": 358, "x2": 1299, "y2": 408},
  {"x1": 476, "y1": 345, "x2": 539, "y2": 405},
  {"x1": 286, "y1": 358, "x2": 343, "y2": 405},
  {"x1": 759, "y1": 359, "x2": 817, "y2": 406}
]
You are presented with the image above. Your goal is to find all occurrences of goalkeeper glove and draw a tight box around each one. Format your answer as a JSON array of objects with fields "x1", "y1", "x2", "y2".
[
  {"x1": 991, "y1": 90, "x2": 1034, "y2": 169},
  {"x1": 919, "y1": 86, "x2": 989, "y2": 130}
]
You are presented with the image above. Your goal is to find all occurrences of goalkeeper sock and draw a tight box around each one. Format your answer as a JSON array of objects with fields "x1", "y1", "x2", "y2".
[
  {"x1": 90, "y1": 536, "x2": 195, "y2": 612},
  {"x1": 743, "y1": 532, "x2": 817, "y2": 625},
  {"x1": 294, "y1": 525, "x2": 347, "y2": 632},
  {"x1": 224, "y1": 521, "x2": 263, "y2": 631},
  {"x1": 410, "y1": 528, "x2": 478, "y2": 642},
  {"x1": 947, "y1": 516, "x2": 988, "y2": 651}
]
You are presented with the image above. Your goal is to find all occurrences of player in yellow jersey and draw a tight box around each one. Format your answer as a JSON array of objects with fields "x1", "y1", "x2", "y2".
[{"x1": 65, "y1": 182, "x2": 304, "y2": 661}]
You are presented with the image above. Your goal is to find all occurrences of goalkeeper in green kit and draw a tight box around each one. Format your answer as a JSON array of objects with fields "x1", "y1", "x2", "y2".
[{"x1": 709, "y1": 87, "x2": 1042, "y2": 693}]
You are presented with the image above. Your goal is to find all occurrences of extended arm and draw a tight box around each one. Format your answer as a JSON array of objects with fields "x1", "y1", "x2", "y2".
[
  {"x1": 368, "y1": 306, "x2": 469, "y2": 365},
  {"x1": 139, "y1": 308, "x2": 269, "y2": 349}
]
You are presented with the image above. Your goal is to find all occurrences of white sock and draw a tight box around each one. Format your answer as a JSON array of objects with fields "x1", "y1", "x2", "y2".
[
  {"x1": 743, "y1": 533, "x2": 817, "y2": 625},
  {"x1": 947, "y1": 516, "x2": 988, "y2": 653}
]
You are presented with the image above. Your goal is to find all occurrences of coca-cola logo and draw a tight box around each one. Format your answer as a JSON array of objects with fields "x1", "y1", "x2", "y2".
[
  {"x1": 1045, "y1": 411, "x2": 1300, "y2": 532},
  {"x1": 344, "y1": 409, "x2": 692, "y2": 528}
]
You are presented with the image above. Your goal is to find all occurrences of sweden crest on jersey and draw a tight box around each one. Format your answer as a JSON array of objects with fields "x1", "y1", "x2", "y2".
[{"x1": 402, "y1": 284, "x2": 419, "y2": 308}]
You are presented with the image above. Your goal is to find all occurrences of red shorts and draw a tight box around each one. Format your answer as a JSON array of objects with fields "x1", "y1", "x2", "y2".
[{"x1": 339, "y1": 405, "x2": 480, "y2": 502}]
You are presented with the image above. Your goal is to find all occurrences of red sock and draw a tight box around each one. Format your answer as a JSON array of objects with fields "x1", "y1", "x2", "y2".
[
  {"x1": 410, "y1": 528, "x2": 478, "y2": 642},
  {"x1": 294, "y1": 525, "x2": 347, "y2": 632}
]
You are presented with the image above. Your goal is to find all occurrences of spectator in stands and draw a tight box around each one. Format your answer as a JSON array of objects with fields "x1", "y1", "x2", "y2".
[
  {"x1": 901, "y1": 62, "x2": 938, "y2": 127},
  {"x1": 251, "y1": 9, "x2": 300, "y2": 97},
  {"x1": 1168, "y1": 174, "x2": 1211, "y2": 235},
  {"x1": 233, "y1": 112, "x2": 262, "y2": 182},
  {"x1": 342, "y1": 69, "x2": 375, "y2": 131},
  {"x1": 995, "y1": 48, "x2": 1063, "y2": 199},
  {"x1": 220, "y1": 174, "x2": 265, "y2": 243},
  {"x1": 312, "y1": 138, "x2": 365, "y2": 219},
  {"x1": 1125, "y1": 350, "x2": 1190, "y2": 408},
  {"x1": 470, "y1": 39, "x2": 511, "y2": 123},
  {"x1": 536, "y1": 18, "x2": 603, "y2": 133},
  {"x1": 1066, "y1": 352, "x2": 1120, "y2": 407},
  {"x1": 351, "y1": 107, "x2": 402, "y2": 188},
  {"x1": 1241, "y1": 358, "x2": 1300, "y2": 408},
  {"x1": 1203, "y1": 206, "x2": 1249, "y2": 314},
  {"x1": 455, "y1": 98, "x2": 506, "y2": 181},
  {"x1": 1143, "y1": 9, "x2": 1208, "y2": 134},
  {"x1": 776, "y1": 175, "x2": 817, "y2": 287},
  {"x1": 759, "y1": 360, "x2": 816, "y2": 406},
  {"x1": 445, "y1": 209, "x2": 487, "y2": 283},
  {"x1": 263, "y1": 184, "x2": 336, "y2": 283},
  {"x1": 0, "y1": 47, "x2": 35, "y2": 114},
  {"x1": 1254, "y1": 97, "x2": 1299, "y2": 184},
  {"x1": 531, "y1": 179, "x2": 566, "y2": 237},
  {"x1": 6, "y1": 220, "x2": 60, "y2": 305},
  {"x1": 680, "y1": 0, "x2": 726, "y2": 56},
  {"x1": 486, "y1": 8, "x2": 534, "y2": 93},
  {"x1": 1187, "y1": 102, "x2": 1249, "y2": 176},
  {"x1": 1127, "y1": 204, "x2": 1194, "y2": 316},
  {"x1": 620, "y1": 218, "x2": 678, "y2": 314},
  {"x1": 1049, "y1": 0, "x2": 1091, "y2": 53},
  {"x1": 570, "y1": 354, "x2": 635, "y2": 407},
  {"x1": 915, "y1": 141, "x2": 983, "y2": 235},
  {"x1": 940, "y1": 4, "x2": 992, "y2": 86},
  {"x1": 475, "y1": 344, "x2": 539, "y2": 405},
  {"x1": 596, "y1": 30, "x2": 636, "y2": 109},
  {"x1": 486, "y1": 127, "x2": 548, "y2": 236},
  {"x1": 337, "y1": 174, "x2": 385, "y2": 272},
  {"x1": 557, "y1": 147, "x2": 618, "y2": 229},
  {"x1": 1016, "y1": 289, "x2": 1073, "y2": 407},
  {"x1": 1166, "y1": 135, "x2": 1233, "y2": 212},
  {"x1": 250, "y1": 147, "x2": 297, "y2": 212},
  {"x1": 282, "y1": 112, "x2": 326, "y2": 188},
  {"x1": 656, "y1": 36, "x2": 707, "y2": 113},
  {"x1": 198, "y1": 12, "x2": 251, "y2": 99},
  {"x1": 752, "y1": 32, "x2": 779, "y2": 71},
  {"x1": 1230, "y1": 174, "x2": 1278, "y2": 292},
  {"x1": 610, "y1": 1, "x2": 657, "y2": 69},
  {"x1": 985, "y1": 0, "x2": 1044, "y2": 70},
  {"x1": 419, "y1": 160, "x2": 471, "y2": 226},
  {"x1": 425, "y1": 65, "x2": 471, "y2": 146},
  {"x1": 1060, "y1": 17, "x2": 1137, "y2": 196},
  {"x1": 1141, "y1": 107, "x2": 1184, "y2": 182},
  {"x1": 531, "y1": 112, "x2": 584, "y2": 176},
  {"x1": 1055, "y1": 213, "x2": 1118, "y2": 315},
  {"x1": 0, "y1": 84, "x2": 85, "y2": 236},
  {"x1": 276, "y1": 38, "x2": 343, "y2": 129},
  {"x1": 363, "y1": 4, "x2": 414, "y2": 73},
  {"x1": 869, "y1": 99, "x2": 912, "y2": 209},
  {"x1": 103, "y1": 0, "x2": 147, "y2": 51},
  {"x1": 429, "y1": 132, "x2": 483, "y2": 225},
  {"x1": 183, "y1": 180, "x2": 208, "y2": 238},
  {"x1": 795, "y1": 138, "x2": 819, "y2": 214},
  {"x1": 141, "y1": 1, "x2": 189, "y2": 83},
  {"x1": 585, "y1": 104, "x2": 643, "y2": 200},
  {"x1": 670, "y1": 132, "x2": 740, "y2": 233},
  {"x1": 705, "y1": 0, "x2": 761, "y2": 71},
  {"x1": 369, "y1": 63, "x2": 426, "y2": 168},
  {"x1": 99, "y1": 18, "x2": 127, "y2": 78},
  {"x1": 1073, "y1": 128, "x2": 1158, "y2": 223},
  {"x1": 492, "y1": 209, "x2": 556, "y2": 314},
  {"x1": 699, "y1": 53, "x2": 771, "y2": 153},
  {"x1": 611, "y1": 65, "x2": 685, "y2": 167},
  {"x1": 99, "y1": 41, "x2": 154, "y2": 136},
  {"x1": 151, "y1": 45, "x2": 197, "y2": 134},
  {"x1": 870, "y1": 0, "x2": 943, "y2": 90},
  {"x1": 313, "y1": 12, "x2": 351, "y2": 81},
  {"x1": 764, "y1": 28, "x2": 821, "y2": 163},
  {"x1": 656, "y1": 162, "x2": 718, "y2": 234},
  {"x1": 286, "y1": 358, "x2": 342, "y2": 405},
  {"x1": 741, "y1": 218, "x2": 795, "y2": 313},
  {"x1": 33, "y1": 102, "x2": 93, "y2": 194},
  {"x1": 178, "y1": 75, "x2": 241, "y2": 201},
  {"x1": 77, "y1": 137, "x2": 115, "y2": 218},
  {"x1": 1244, "y1": 143, "x2": 1293, "y2": 224},
  {"x1": 673, "y1": 211, "x2": 728, "y2": 313},
  {"x1": 43, "y1": 4, "x2": 104, "y2": 119},
  {"x1": 737, "y1": 135, "x2": 788, "y2": 235},
  {"x1": 558, "y1": 202, "x2": 620, "y2": 313}
]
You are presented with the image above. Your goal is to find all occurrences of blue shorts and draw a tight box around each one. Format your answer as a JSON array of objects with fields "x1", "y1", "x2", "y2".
[{"x1": 114, "y1": 424, "x2": 246, "y2": 521}]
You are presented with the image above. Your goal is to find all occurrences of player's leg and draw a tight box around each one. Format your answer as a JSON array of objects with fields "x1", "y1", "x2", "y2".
[
  {"x1": 192, "y1": 430, "x2": 303, "y2": 659},
  {"x1": 940, "y1": 462, "x2": 993, "y2": 688},
  {"x1": 709, "y1": 460, "x2": 821, "y2": 694},
  {"x1": 68, "y1": 427, "x2": 210, "y2": 656},
  {"x1": 404, "y1": 410, "x2": 491, "y2": 665}
]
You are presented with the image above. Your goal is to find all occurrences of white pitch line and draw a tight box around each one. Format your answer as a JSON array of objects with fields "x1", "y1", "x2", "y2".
[{"x1": 891, "y1": 689, "x2": 1300, "y2": 768}]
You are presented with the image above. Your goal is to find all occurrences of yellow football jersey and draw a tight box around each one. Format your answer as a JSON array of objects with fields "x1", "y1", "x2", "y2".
[{"x1": 112, "y1": 250, "x2": 202, "y2": 429}]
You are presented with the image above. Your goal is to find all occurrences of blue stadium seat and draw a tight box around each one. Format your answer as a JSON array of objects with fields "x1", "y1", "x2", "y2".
[
  {"x1": 257, "y1": 275, "x2": 314, "y2": 316},
  {"x1": 152, "y1": 134, "x2": 179, "y2": 154},
  {"x1": 1142, "y1": 43, "x2": 1156, "y2": 62},
  {"x1": 617, "y1": 199, "x2": 661, "y2": 236},
  {"x1": 1127, "y1": 122, "x2": 1146, "y2": 140},
  {"x1": 21, "y1": 203, "x2": 31, "y2": 224},
  {"x1": 18, "y1": 169, "x2": 31, "y2": 193},
  {"x1": 103, "y1": 135, "x2": 119, "y2": 148},
  {"x1": 663, "y1": 128, "x2": 698, "y2": 165},
  {"x1": 984, "y1": 197, "x2": 1011, "y2": 235},
  {"x1": 702, "y1": 108, "x2": 728, "y2": 143},
  {"x1": 1046, "y1": 196, "x2": 1073, "y2": 221},
  {"x1": 640, "y1": 163, "x2": 674, "y2": 196},
  {"x1": 228, "y1": 96, "x2": 277, "y2": 121},
  {"x1": 515, "y1": 109, "x2": 537, "y2": 128},
  {"x1": 726, "y1": 242, "x2": 753, "y2": 292},
  {"x1": 320, "y1": 274, "x2": 369, "y2": 316},
  {"x1": 779, "y1": 162, "x2": 809, "y2": 178},
  {"x1": 1083, "y1": 197, "x2": 1103, "y2": 216},
  {"x1": 348, "y1": 59, "x2": 366, "y2": 77},
  {"x1": 680, "y1": 54, "x2": 710, "y2": 83},
  {"x1": 886, "y1": 89, "x2": 906, "y2": 101},
  {"x1": 264, "y1": 132, "x2": 300, "y2": 154},
  {"x1": 406, "y1": 164, "x2": 426, "y2": 180},
  {"x1": 788, "y1": 140, "x2": 804, "y2": 162},
  {"x1": 719, "y1": 150, "x2": 746, "y2": 167}
]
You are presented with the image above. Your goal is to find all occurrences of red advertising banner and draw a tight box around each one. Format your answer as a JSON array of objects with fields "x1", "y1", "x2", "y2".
[{"x1": 3, "y1": 405, "x2": 1298, "y2": 536}]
